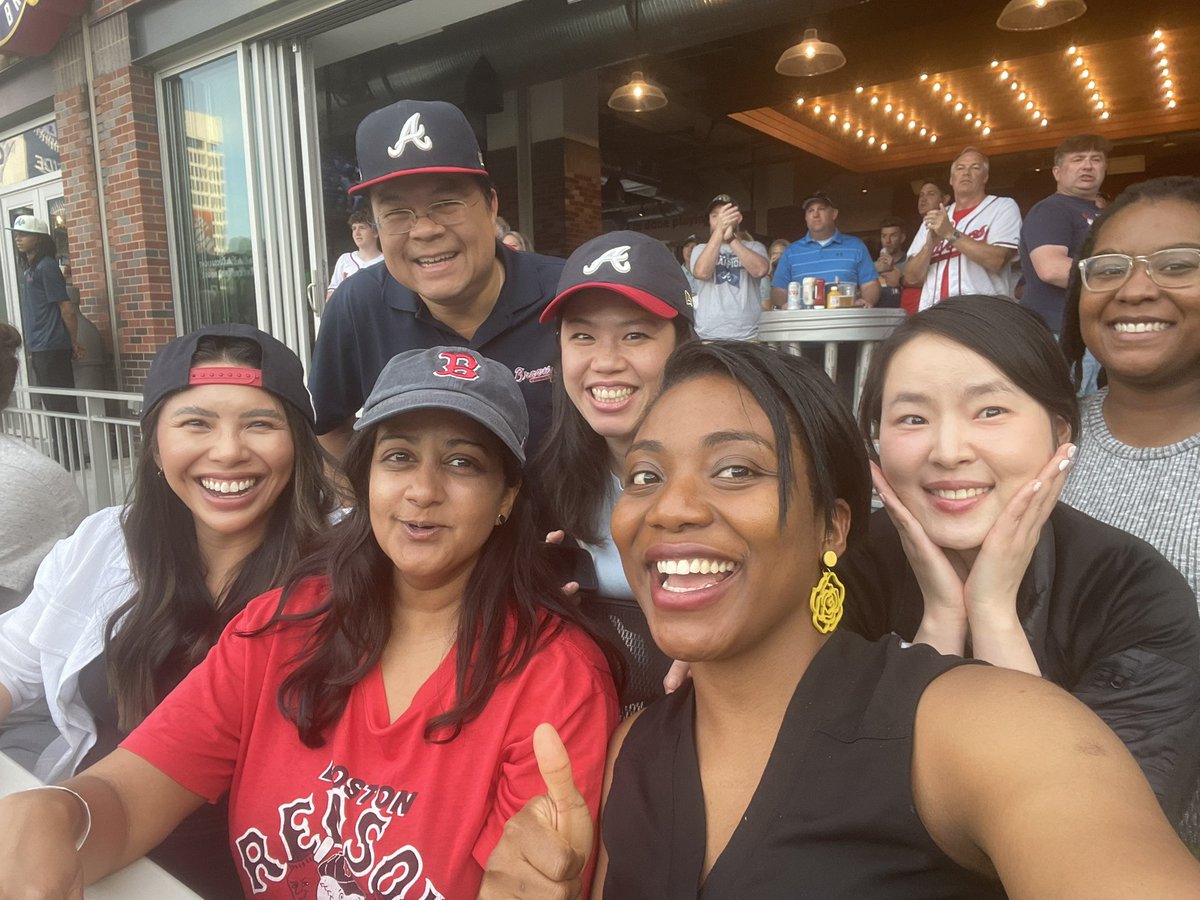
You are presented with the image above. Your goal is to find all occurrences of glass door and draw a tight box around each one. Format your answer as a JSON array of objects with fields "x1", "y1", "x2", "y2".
[{"x1": 1, "y1": 182, "x2": 67, "y2": 342}]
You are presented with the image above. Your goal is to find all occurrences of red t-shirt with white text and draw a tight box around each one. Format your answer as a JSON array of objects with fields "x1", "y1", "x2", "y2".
[{"x1": 123, "y1": 579, "x2": 618, "y2": 899}]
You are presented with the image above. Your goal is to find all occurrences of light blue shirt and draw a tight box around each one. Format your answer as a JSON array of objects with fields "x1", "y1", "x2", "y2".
[
  {"x1": 771, "y1": 230, "x2": 877, "y2": 290},
  {"x1": 579, "y1": 473, "x2": 634, "y2": 601}
]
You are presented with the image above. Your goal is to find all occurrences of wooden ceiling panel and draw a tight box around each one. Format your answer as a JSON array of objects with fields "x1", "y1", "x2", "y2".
[{"x1": 732, "y1": 24, "x2": 1198, "y2": 173}]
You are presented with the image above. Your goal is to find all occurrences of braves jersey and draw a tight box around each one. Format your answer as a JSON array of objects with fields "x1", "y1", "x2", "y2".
[
  {"x1": 123, "y1": 579, "x2": 617, "y2": 899},
  {"x1": 327, "y1": 252, "x2": 385, "y2": 293},
  {"x1": 907, "y1": 195, "x2": 1022, "y2": 309}
]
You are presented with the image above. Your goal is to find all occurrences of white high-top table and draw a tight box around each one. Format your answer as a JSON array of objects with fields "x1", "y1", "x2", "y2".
[
  {"x1": 0, "y1": 752, "x2": 201, "y2": 898},
  {"x1": 757, "y1": 308, "x2": 907, "y2": 412}
]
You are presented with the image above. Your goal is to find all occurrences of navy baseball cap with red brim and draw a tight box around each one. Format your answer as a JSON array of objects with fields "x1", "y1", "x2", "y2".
[
  {"x1": 348, "y1": 100, "x2": 488, "y2": 196},
  {"x1": 541, "y1": 231, "x2": 695, "y2": 324}
]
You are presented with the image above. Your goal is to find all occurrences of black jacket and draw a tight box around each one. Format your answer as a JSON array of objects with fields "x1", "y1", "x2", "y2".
[{"x1": 842, "y1": 502, "x2": 1200, "y2": 822}]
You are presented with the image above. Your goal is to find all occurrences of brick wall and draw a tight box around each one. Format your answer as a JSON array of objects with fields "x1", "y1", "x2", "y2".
[
  {"x1": 51, "y1": 7, "x2": 174, "y2": 391},
  {"x1": 93, "y1": 0, "x2": 145, "y2": 18},
  {"x1": 490, "y1": 137, "x2": 602, "y2": 259},
  {"x1": 562, "y1": 138, "x2": 601, "y2": 255},
  {"x1": 94, "y1": 64, "x2": 174, "y2": 388}
]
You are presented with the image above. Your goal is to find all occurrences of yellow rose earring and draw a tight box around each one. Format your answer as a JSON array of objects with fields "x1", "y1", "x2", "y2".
[{"x1": 809, "y1": 549, "x2": 845, "y2": 634}]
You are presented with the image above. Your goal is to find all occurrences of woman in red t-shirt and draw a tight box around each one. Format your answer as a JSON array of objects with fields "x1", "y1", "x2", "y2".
[{"x1": 0, "y1": 346, "x2": 620, "y2": 899}]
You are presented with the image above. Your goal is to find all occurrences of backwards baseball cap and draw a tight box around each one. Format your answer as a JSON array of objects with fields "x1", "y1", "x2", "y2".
[
  {"x1": 141, "y1": 324, "x2": 315, "y2": 427},
  {"x1": 6, "y1": 215, "x2": 50, "y2": 236},
  {"x1": 803, "y1": 191, "x2": 837, "y2": 210},
  {"x1": 706, "y1": 194, "x2": 736, "y2": 214},
  {"x1": 355, "y1": 347, "x2": 528, "y2": 465},
  {"x1": 540, "y1": 231, "x2": 695, "y2": 324},
  {"x1": 348, "y1": 100, "x2": 488, "y2": 196}
]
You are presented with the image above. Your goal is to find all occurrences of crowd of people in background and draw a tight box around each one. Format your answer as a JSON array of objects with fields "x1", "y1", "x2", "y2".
[{"x1": 1, "y1": 93, "x2": 1197, "y2": 900}]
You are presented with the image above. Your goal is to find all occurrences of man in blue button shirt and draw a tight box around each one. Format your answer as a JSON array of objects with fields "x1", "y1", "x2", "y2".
[{"x1": 770, "y1": 193, "x2": 880, "y2": 308}]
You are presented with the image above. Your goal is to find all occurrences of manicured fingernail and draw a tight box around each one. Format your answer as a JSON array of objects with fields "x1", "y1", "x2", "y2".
[
  {"x1": 1032, "y1": 481, "x2": 1043, "y2": 492},
  {"x1": 1058, "y1": 458, "x2": 1072, "y2": 472},
  {"x1": 1067, "y1": 444, "x2": 1077, "y2": 459}
]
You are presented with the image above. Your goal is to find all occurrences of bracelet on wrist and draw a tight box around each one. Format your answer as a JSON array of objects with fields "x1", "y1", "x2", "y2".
[{"x1": 28, "y1": 785, "x2": 92, "y2": 851}]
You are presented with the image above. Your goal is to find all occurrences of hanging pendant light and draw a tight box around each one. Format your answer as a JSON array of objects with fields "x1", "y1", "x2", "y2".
[
  {"x1": 775, "y1": 28, "x2": 846, "y2": 77},
  {"x1": 608, "y1": 71, "x2": 667, "y2": 112},
  {"x1": 996, "y1": 0, "x2": 1086, "y2": 31}
]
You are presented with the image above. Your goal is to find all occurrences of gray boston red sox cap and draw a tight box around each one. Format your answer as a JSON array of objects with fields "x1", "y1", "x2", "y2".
[
  {"x1": 355, "y1": 347, "x2": 528, "y2": 465},
  {"x1": 540, "y1": 230, "x2": 695, "y2": 324},
  {"x1": 348, "y1": 100, "x2": 488, "y2": 196}
]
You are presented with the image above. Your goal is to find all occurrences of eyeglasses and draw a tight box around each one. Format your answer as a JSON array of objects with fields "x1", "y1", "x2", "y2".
[
  {"x1": 1078, "y1": 248, "x2": 1200, "y2": 292},
  {"x1": 374, "y1": 198, "x2": 478, "y2": 236}
]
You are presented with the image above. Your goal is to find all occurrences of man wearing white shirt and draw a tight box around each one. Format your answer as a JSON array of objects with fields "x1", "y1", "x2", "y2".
[
  {"x1": 325, "y1": 210, "x2": 385, "y2": 300},
  {"x1": 903, "y1": 147, "x2": 1022, "y2": 308}
]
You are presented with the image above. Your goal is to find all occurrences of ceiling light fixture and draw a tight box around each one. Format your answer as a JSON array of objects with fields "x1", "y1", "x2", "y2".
[
  {"x1": 776, "y1": 27, "x2": 847, "y2": 77},
  {"x1": 996, "y1": 0, "x2": 1087, "y2": 32},
  {"x1": 607, "y1": 71, "x2": 667, "y2": 112}
]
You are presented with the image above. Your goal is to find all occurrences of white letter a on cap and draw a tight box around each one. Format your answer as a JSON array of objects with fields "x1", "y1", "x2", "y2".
[
  {"x1": 582, "y1": 246, "x2": 632, "y2": 275},
  {"x1": 388, "y1": 113, "x2": 434, "y2": 158}
]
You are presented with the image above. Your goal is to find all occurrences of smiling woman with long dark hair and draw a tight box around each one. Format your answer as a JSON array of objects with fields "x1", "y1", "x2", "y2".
[{"x1": 0, "y1": 324, "x2": 333, "y2": 896}]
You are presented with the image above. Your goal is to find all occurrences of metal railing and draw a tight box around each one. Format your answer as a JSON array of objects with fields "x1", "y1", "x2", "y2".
[{"x1": 2, "y1": 386, "x2": 142, "y2": 514}]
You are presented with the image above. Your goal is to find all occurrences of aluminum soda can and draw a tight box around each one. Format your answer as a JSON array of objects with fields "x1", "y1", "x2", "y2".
[{"x1": 786, "y1": 281, "x2": 802, "y2": 309}]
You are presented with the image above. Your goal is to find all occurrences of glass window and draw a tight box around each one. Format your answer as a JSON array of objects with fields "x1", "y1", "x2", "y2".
[
  {"x1": 163, "y1": 54, "x2": 256, "y2": 330},
  {"x1": 0, "y1": 123, "x2": 61, "y2": 188}
]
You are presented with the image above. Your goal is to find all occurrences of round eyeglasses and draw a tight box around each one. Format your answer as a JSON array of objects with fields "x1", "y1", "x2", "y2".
[
  {"x1": 1077, "y1": 248, "x2": 1200, "y2": 292},
  {"x1": 374, "y1": 198, "x2": 479, "y2": 236}
]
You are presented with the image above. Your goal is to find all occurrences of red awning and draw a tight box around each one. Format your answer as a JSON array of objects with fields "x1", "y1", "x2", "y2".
[{"x1": 0, "y1": 0, "x2": 90, "y2": 58}]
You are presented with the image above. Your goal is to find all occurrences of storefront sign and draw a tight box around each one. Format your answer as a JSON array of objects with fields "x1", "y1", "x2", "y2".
[{"x1": 1, "y1": 0, "x2": 89, "y2": 57}]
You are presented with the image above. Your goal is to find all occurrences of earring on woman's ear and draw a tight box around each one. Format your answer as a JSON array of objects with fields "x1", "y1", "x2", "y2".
[
  {"x1": 809, "y1": 549, "x2": 845, "y2": 634},
  {"x1": 495, "y1": 514, "x2": 507, "y2": 527}
]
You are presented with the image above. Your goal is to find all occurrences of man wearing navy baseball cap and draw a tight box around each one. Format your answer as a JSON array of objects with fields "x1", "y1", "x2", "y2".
[{"x1": 309, "y1": 100, "x2": 563, "y2": 458}]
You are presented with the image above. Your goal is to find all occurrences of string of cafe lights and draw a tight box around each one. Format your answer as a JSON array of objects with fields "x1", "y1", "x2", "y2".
[
  {"x1": 917, "y1": 73, "x2": 986, "y2": 140},
  {"x1": 1064, "y1": 46, "x2": 1110, "y2": 121},
  {"x1": 855, "y1": 84, "x2": 939, "y2": 146},
  {"x1": 793, "y1": 95, "x2": 893, "y2": 152},
  {"x1": 991, "y1": 62, "x2": 1049, "y2": 128},
  {"x1": 1152, "y1": 30, "x2": 1177, "y2": 111}
]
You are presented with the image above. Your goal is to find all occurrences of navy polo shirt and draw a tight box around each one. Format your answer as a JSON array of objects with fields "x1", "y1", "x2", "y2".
[
  {"x1": 772, "y1": 230, "x2": 878, "y2": 291},
  {"x1": 310, "y1": 242, "x2": 563, "y2": 451},
  {"x1": 1019, "y1": 192, "x2": 1101, "y2": 334},
  {"x1": 20, "y1": 256, "x2": 71, "y2": 353}
]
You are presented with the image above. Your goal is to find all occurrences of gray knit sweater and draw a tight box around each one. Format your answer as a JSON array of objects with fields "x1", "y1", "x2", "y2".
[{"x1": 1062, "y1": 390, "x2": 1200, "y2": 601}]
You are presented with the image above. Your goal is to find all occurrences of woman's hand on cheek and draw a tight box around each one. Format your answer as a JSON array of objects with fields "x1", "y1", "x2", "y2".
[
  {"x1": 871, "y1": 462, "x2": 969, "y2": 655},
  {"x1": 962, "y1": 443, "x2": 1074, "y2": 675}
]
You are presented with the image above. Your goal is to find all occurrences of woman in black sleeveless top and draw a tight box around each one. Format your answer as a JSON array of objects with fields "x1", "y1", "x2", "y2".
[{"x1": 477, "y1": 340, "x2": 1200, "y2": 899}]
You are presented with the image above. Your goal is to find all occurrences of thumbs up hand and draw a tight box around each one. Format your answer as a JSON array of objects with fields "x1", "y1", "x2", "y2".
[{"x1": 478, "y1": 723, "x2": 595, "y2": 899}]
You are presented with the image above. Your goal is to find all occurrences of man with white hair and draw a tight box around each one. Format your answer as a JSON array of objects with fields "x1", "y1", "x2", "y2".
[{"x1": 902, "y1": 147, "x2": 1022, "y2": 308}]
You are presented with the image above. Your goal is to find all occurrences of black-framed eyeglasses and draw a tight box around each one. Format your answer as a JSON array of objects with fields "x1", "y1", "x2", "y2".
[
  {"x1": 1078, "y1": 248, "x2": 1200, "y2": 292},
  {"x1": 374, "y1": 198, "x2": 479, "y2": 236}
]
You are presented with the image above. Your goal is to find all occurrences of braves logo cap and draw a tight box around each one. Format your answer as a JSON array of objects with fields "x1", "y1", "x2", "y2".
[
  {"x1": 348, "y1": 100, "x2": 488, "y2": 196},
  {"x1": 540, "y1": 230, "x2": 695, "y2": 324},
  {"x1": 355, "y1": 347, "x2": 529, "y2": 465},
  {"x1": 6, "y1": 215, "x2": 50, "y2": 236},
  {"x1": 141, "y1": 324, "x2": 315, "y2": 427}
]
